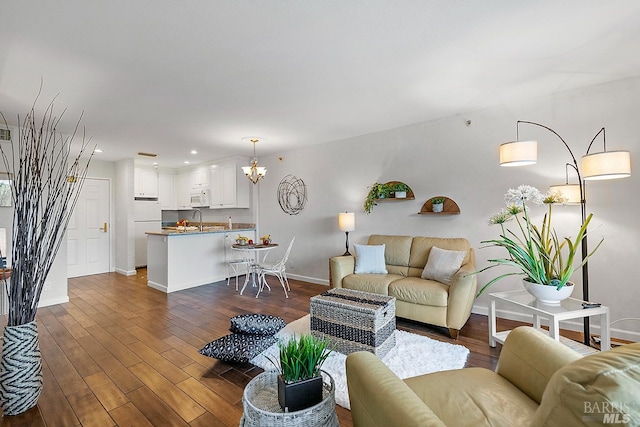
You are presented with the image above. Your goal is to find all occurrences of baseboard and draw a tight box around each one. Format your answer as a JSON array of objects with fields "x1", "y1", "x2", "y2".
[
  {"x1": 472, "y1": 303, "x2": 639, "y2": 343},
  {"x1": 286, "y1": 273, "x2": 329, "y2": 286},
  {"x1": 147, "y1": 280, "x2": 169, "y2": 293},
  {"x1": 38, "y1": 295, "x2": 70, "y2": 308},
  {"x1": 115, "y1": 267, "x2": 137, "y2": 276}
]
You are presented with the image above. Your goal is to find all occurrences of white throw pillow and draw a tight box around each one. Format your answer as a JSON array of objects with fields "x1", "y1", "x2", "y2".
[
  {"x1": 421, "y1": 246, "x2": 466, "y2": 285},
  {"x1": 354, "y1": 244, "x2": 388, "y2": 274}
]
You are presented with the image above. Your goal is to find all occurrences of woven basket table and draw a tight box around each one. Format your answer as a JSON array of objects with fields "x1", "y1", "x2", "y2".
[
  {"x1": 310, "y1": 288, "x2": 396, "y2": 358},
  {"x1": 240, "y1": 370, "x2": 338, "y2": 427}
]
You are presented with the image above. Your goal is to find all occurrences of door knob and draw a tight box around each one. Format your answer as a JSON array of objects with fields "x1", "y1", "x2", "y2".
[{"x1": 102, "y1": 222, "x2": 108, "y2": 232}]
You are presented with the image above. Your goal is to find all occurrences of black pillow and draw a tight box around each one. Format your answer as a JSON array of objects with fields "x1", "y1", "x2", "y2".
[
  {"x1": 199, "y1": 333, "x2": 277, "y2": 363},
  {"x1": 229, "y1": 314, "x2": 286, "y2": 336}
]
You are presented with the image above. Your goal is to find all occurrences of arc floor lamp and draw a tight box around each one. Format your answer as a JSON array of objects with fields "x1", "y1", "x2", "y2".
[{"x1": 499, "y1": 121, "x2": 631, "y2": 345}]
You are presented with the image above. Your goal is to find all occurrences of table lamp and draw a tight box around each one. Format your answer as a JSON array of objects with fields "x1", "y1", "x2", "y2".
[{"x1": 338, "y1": 212, "x2": 355, "y2": 256}]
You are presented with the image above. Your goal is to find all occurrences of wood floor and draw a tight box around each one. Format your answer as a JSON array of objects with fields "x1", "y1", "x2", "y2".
[{"x1": 0, "y1": 270, "x2": 549, "y2": 426}]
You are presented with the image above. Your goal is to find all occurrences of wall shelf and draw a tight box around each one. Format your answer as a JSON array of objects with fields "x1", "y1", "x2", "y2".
[
  {"x1": 418, "y1": 196, "x2": 460, "y2": 215},
  {"x1": 375, "y1": 181, "x2": 415, "y2": 201}
]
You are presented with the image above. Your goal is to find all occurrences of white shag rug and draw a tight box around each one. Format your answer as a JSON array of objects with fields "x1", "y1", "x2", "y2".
[{"x1": 250, "y1": 315, "x2": 470, "y2": 409}]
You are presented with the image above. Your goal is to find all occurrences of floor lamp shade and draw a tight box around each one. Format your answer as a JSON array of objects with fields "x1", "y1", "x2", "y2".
[
  {"x1": 549, "y1": 184, "x2": 582, "y2": 204},
  {"x1": 338, "y1": 212, "x2": 355, "y2": 232},
  {"x1": 581, "y1": 150, "x2": 631, "y2": 180},
  {"x1": 499, "y1": 140, "x2": 537, "y2": 167}
]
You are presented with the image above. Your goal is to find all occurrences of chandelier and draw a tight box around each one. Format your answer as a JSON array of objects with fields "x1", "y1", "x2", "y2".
[{"x1": 241, "y1": 137, "x2": 267, "y2": 184}]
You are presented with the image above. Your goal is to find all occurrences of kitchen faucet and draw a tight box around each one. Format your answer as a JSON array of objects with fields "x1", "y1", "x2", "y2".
[{"x1": 192, "y1": 209, "x2": 203, "y2": 231}]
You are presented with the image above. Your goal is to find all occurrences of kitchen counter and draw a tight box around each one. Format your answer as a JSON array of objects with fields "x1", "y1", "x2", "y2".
[
  {"x1": 147, "y1": 226, "x2": 255, "y2": 236},
  {"x1": 145, "y1": 226, "x2": 256, "y2": 293}
]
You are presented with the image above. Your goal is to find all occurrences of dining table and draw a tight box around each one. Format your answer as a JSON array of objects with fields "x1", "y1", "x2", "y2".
[{"x1": 231, "y1": 243, "x2": 279, "y2": 296}]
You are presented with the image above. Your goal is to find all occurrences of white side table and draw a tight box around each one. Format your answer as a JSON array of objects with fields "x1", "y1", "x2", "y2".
[{"x1": 488, "y1": 290, "x2": 610, "y2": 351}]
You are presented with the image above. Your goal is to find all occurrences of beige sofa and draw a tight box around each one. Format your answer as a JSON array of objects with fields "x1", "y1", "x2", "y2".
[
  {"x1": 346, "y1": 326, "x2": 640, "y2": 427},
  {"x1": 329, "y1": 235, "x2": 476, "y2": 338}
]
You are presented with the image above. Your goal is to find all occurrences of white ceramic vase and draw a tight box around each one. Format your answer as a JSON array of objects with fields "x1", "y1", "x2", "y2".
[
  {"x1": 523, "y1": 280, "x2": 574, "y2": 305},
  {"x1": 432, "y1": 203, "x2": 444, "y2": 213}
]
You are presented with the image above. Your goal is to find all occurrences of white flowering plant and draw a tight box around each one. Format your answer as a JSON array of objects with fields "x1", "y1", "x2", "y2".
[{"x1": 475, "y1": 185, "x2": 603, "y2": 297}]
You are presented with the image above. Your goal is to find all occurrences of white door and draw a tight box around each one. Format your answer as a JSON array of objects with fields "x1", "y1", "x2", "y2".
[{"x1": 67, "y1": 178, "x2": 110, "y2": 278}]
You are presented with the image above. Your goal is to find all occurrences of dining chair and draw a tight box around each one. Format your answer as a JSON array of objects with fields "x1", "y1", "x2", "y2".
[
  {"x1": 225, "y1": 235, "x2": 253, "y2": 291},
  {"x1": 255, "y1": 236, "x2": 295, "y2": 298}
]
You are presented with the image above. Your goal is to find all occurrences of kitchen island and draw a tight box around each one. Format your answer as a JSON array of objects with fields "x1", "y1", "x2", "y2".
[{"x1": 146, "y1": 226, "x2": 256, "y2": 293}]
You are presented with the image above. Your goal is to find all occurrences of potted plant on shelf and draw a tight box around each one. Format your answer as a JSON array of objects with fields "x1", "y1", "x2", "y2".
[
  {"x1": 431, "y1": 197, "x2": 446, "y2": 212},
  {"x1": 0, "y1": 96, "x2": 93, "y2": 415},
  {"x1": 268, "y1": 334, "x2": 333, "y2": 412},
  {"x1": 391, "y1": 182, "x2": 410, "y2": 198},
  {"x1": 474, "y1": 185, "x2": 602, "y2": 304},
  {"x1": 363, "y1": 182, "x2": 391, "y2": 214}
]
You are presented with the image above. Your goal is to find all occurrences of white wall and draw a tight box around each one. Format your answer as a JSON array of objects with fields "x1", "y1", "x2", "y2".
[{"x1": 256, "y1": 75, "x2": 640, "y2": 341}]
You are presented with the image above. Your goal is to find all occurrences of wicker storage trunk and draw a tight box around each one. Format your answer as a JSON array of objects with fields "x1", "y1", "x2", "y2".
[{"x1": 310, "y1": 288, "x2": 396, "y2": 358}]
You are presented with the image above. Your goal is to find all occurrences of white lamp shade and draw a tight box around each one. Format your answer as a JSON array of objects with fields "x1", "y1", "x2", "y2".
[
  {"x1": 549, "y1": 184, "x2": 582, "y2": 204},
  {"x1": 241, "y1": 166, "x2": 251, "y2": 174},
  {"x1": 256, "y1": 167, "x2": 267, "y2": 176},
  {"x1": 581, "y1": 150, "x2": 631, "y2": 180},
  {"x1": 338, "y1": 212, "x2": 355, "y2": 232},
  {"x1": 499, "y1": 140, "x2": 537, "y2": 167}
]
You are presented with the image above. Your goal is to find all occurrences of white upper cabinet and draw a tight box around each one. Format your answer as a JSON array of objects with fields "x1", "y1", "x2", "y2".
[
  {"x1": 134, "y1": 167, "x2": 159, "y2": 198},
  {"x1": 176, "y1": 172, "x2": 192, "y2": 209},
  {"x1": 210, "y1": 158, "x2": 250, "y2": 209},
  {"x1": 191, "y1": 166, "x2": 210, "y2": 189},
  {"x1": 158, "y1": 172, "x2": 176, "y2": 210}
]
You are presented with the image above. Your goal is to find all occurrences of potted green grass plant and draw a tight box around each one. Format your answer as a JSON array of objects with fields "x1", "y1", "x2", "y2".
[
  {"x1": 431, "y1": 197, "x2": 446, "y2": 212},
  {"x1": 0, "y1": 95, "x2": 92, "y2": 415},
  {"x1": 268, "y1": 334, "x2": 333, "y2": 412}
]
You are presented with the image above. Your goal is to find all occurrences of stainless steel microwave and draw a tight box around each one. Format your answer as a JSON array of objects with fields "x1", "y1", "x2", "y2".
[{"x1": 190, "y1": 189, "x2": 210, "y2": 208}]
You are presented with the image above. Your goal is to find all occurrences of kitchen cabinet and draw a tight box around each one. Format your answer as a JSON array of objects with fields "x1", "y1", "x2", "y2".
[
  {"x1": 176, "y1": 172, "x2": 192, "y2": 209},
  {"x1": 209, "y1": 159, "x2": 250, "y2": 209},
  {"x1": 134, "y1": 167, "x2": 159, "y2": 198},
  {"x1": 158, "y1": 173, "x2": 176, "y2": 210},
  {"x1": 146, "y1": 231, "x2": 228, "y2": 292},
  {"x1": 191, "y1": 166, "x2": 210, "y2": 189}
]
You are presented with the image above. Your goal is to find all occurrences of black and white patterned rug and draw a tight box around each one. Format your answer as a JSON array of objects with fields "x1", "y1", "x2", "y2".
[{"x1": 250, "y1": 314, "x2": 469, "y2": 409}]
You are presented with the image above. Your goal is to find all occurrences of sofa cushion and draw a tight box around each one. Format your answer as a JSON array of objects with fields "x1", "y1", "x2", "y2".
[
  {"x1": 405, "y1": 368, "x2": 538, "y2": 427},
  {"x1": 532, "y1": 342, "x2": 640, "y2": 426},
  {"x1": 421, "y1": 246, "x2": 467, "y2": 285},
  {"x1": 368, "y1": 235, "x2": 412, "y2": 276},
  {"x1": 408, "y1": 237, "x2": 471, "y2": 277},
  {"x1": 343, "y1": 273, "x2": 404, "y2": 295},
  {"x1": 354, "y1": 244, "x2": 388, "y2": 274},
  {"x1": 389, "y1": 277, "x2": 449, "y2": 307}
]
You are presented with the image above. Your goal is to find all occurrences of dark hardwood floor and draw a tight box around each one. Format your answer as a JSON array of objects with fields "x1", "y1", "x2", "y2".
[{"x1": 0, "y1": 270, "x2": 564, "y2": 426}]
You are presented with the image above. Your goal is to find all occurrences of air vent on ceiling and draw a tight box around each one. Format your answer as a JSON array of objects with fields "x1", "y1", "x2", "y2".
[
  {"x1": 0, "y1": 129, "x2": 10, "y2": 141},
  {"x1": 137, "y1": 152, "x2": 157, "y2": 158}
]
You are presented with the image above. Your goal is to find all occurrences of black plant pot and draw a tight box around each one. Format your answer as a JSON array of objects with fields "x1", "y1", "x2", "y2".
[{"x1": 277, "y1": 374, "x2": 323, "y2": 412}]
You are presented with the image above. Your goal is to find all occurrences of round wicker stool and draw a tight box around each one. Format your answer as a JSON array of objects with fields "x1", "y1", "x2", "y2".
[{"x1": 240, "y1": 370, "x2": 338, "y2": 427}]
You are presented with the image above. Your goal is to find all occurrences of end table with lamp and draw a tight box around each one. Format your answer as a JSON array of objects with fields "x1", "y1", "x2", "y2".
[{"x1": 488, "y1": 290, "x2": 610, "y2": 355}]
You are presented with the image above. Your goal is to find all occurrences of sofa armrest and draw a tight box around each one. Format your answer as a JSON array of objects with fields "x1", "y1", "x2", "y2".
[
  {"x1": 496, "y1": 326, "x2": 582, "y2": 404},
  {"x1": 446, "y1": 263, "x2": 477, "y2": 330},
  {"x1": 329, "y1": 255, "x2": 355, "y2": 288},
  {"x1": 346, "y1": 351, "x2": 446, "y2": 427}
]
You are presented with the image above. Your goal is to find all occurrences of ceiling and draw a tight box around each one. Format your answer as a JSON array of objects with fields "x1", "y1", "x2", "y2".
[{"x1": 2, "y1": 1, "x2": 640, "y2": 168}]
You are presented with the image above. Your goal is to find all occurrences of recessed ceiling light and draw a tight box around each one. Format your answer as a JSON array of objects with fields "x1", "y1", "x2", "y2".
[
  {"x1": 93, "y1": 148, "x2": 103, "y2": 153},
  {"x1": 184, "y1": 160, "x2": 190, "y2": 164},
  {"x1": 152, "y1": 162, "x2": 158, "y2": 165},
  {"x1": 190, "y1": 150, "x2": 197, "y2": 155}
]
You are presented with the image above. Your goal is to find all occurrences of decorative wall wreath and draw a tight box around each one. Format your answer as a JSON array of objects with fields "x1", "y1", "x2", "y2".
[{"x1": 277, "y1": 175, "x2": 307, "y2": 215}]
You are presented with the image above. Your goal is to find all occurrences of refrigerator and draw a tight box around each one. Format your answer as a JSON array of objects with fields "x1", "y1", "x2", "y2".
[{"x1": 134, "y1": 200, "x2": 162, "y2": 268}]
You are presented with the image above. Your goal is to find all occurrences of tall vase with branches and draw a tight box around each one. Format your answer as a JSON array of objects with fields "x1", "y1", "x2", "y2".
[{"x1": 0, "y1": 96, "x2": 92, "y2": 415}]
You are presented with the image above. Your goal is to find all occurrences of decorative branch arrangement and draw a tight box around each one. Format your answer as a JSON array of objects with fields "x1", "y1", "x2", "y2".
[{"x1": 0, "y1": 96, "x2": 93, "y2": 326}]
